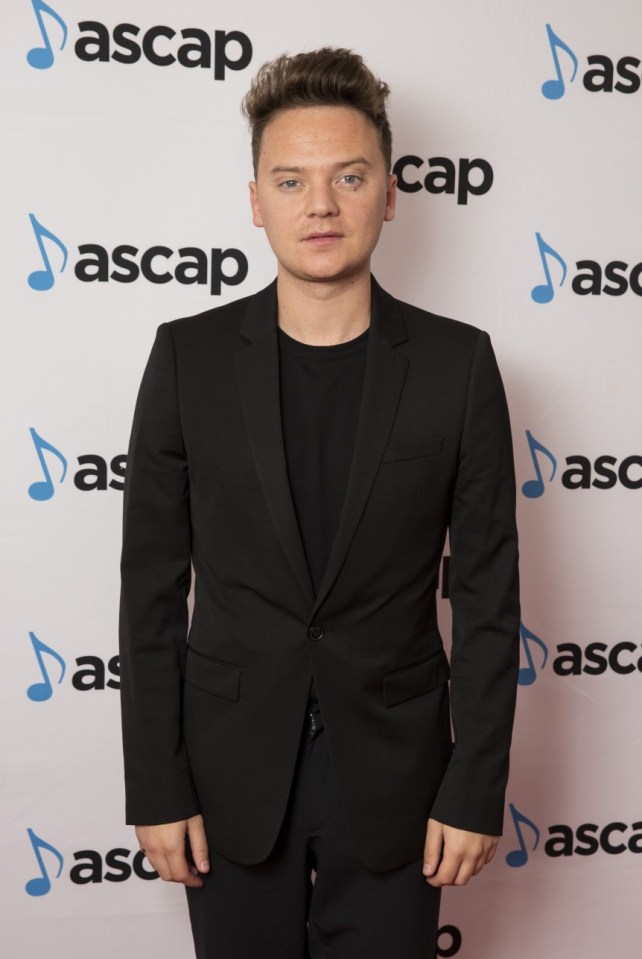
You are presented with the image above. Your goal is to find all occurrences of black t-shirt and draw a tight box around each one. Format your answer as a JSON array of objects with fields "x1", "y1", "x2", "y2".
[{"x1": 277, "y1": 324, "x2": 369, "y2": 705}]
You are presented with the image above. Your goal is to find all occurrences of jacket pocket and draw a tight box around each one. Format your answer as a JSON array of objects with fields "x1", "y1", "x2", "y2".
[
  {"x1": 184, "y1": 646, "x2": 241, "y2": 701},
  {"x1": 382, "y1": 647, "x2": 450, "y2": 707},
  {"x1": 380, "y1": 436, "x2": 444, "y2": 464}
]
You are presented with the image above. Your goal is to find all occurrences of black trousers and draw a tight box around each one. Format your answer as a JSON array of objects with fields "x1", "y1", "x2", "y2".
[{"x1": 186, "y1": 701, "x2": 441, "y2": 958}]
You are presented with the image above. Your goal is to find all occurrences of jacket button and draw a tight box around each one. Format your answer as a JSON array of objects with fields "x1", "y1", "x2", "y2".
[{"x1": 308, "y1": 625, "x2": 324, "y2": 641}]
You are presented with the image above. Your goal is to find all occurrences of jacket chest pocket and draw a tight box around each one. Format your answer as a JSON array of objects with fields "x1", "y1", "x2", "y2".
[{"x1": 380, "y1": 436, "x2": 444, "y2": 465}]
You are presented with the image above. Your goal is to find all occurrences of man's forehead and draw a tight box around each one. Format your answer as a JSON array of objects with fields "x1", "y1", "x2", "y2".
[{"x1": 258, "y1": 106, "x2": 382, "y2": 167}]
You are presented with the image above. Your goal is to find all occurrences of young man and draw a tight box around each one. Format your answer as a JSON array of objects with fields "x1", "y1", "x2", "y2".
[{"x1": 119, "y1": 48, "x2": 520, "y2": 958}]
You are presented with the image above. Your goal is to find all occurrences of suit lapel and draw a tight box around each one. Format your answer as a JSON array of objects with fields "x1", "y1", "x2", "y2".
[
  {"x1": 233, "y1": 277, "x2": 409, "y2": 619},
  {"x1": 309, "y1": 278, "x2": 409, "y2": 620},
  {"x1": 233, "y1": 281, "x2": 316, "y2": 607}
]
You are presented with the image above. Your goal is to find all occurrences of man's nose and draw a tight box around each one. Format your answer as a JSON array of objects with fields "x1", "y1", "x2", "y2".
[{"x1": 305, "y1": 182, "x2": 339, "y2": 217}]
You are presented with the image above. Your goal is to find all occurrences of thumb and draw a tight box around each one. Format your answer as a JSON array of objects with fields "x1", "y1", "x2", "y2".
[
  {"x1": 423, "y1": 817, "x2": 444, "y2": 876},
  {"x1": 187, "y1": 814, "x2": 210, "y2": 873}
]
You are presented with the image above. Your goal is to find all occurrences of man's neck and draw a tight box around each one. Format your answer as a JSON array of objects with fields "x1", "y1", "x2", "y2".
[{"x1": 276, "y1": 270, "x2": 371, "y2": 346}]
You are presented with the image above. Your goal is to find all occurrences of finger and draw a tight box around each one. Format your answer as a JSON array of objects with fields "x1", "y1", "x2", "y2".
[
  {"x1": 166, "y1": 848, "x2": 204, "y2": 888},
  {"x1": 485, "y1": 844, "x2": 498, "y2": 865},
  {"x1": 151, "y1": 854, "x2": 174, "y2": 883},
  {"x1": 187, "y1": 816, "x2": 210, "y2": 873},
  {"x1": 423, "y1": 819, "x2": 443, "y2": 877},
  {"x1": 452, "y1": 858, "x2": 477, "y2": 886},
  {"x1": 427, "y1": 849, "x2": 461, "y2": 887}
]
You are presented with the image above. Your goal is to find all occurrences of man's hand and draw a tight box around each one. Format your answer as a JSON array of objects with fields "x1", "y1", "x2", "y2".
[
  {"x1": 423, "y1": 817, "x2": 498, "y2": 887},
  {"x1": 135, "y1": 814, "x2": 210, "y2": 888}
]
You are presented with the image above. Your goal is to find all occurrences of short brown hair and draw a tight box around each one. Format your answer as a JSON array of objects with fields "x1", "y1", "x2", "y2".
[{"x1": 242, "y1": 47, "x2": 392, "y2": 174}]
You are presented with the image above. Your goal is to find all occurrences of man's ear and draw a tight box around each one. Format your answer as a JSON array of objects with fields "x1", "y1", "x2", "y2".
[
  {"x1": 384, "y1": 173, "x2": 397, "y2": 222},
  {"x1": 249, "y1": 181, "x2": 263, "y2": 228}
]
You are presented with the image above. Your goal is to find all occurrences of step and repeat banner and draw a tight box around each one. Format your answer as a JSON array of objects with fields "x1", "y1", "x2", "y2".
[{"x1": 3, "y1": 1, "x2": 641, "y2": 956}]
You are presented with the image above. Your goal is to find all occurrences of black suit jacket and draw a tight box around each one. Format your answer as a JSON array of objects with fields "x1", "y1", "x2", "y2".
[{"x1": 119, "y1": 276, "x2": 520, "y2": 872}]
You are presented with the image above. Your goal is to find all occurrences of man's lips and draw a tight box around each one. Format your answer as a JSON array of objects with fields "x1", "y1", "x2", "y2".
[{"x1": 303, "y1": 232, "x2": 343, "y2": 244}]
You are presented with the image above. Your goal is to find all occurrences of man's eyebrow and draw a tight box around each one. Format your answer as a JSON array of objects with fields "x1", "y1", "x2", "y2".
[{"x1": 269, "y1": 157, "x2": 374, "y2": 175}]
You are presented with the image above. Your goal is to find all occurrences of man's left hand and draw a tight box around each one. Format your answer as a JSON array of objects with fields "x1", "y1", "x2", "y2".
[{"x1": 423, "y1": 818, "x2": 498, "y2": 886}]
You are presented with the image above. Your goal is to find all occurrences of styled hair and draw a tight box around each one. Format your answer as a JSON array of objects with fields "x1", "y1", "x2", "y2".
[{"x1": 242, "y1": 47, "x2": 392, "y2": 174}]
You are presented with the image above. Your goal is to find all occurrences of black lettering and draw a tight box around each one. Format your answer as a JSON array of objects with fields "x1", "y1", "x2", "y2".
[
  {"x1": 629, "y1": 262, "x2": 642, "y2": 296},
  {"x1": 70, "y1": 850, "x2": 102, "y2": 884},
  {"x1": 575, "y1": 823, "x2": 599, "y2": 856},
  {"x1": 175, "y1": 247, "x2": 209, "y2": 285},
  {"x1": 132, "y1": 849, "x2": 159, "y2": 880},
  {"x1": 112, "y1": 24, "x2": 141, "y2": 65},
  {"x1": 592, "y1": 455, "x2": 617, "y2": 489},
  {"x1": 600, "y1": 823, "x2": 627, "y2": 855},
  {"x1": 619, "y1": 455, "x2": 642, "y2": 489},
  {"x1": 609, "y1": 642, "x2": 637, "y2": 675},
  {"x1": 545, "y1": 825, "x2": 574, "y2": 857},
  {"x1": 437, "y1": 924, "x2": 462, "y2": 958},
  {"x1": 614, "y1": 57, "x2": 641, "y2": 93},
  {"x1": 553, "y1": 643, "x2": 582, "y2": 676},
  {"x1": 142, "y1": 26, "x2": 176, "y2": 67},
  {"x1": 75, "y1": 21, "x2": 110, "y2": 63},
  {"x1": 392, "y1": 155, "x2": 423, "y2": 193},
  {"x1": 583, "y1": 642, "x2": 608, "y2": 676},
  {"x1": 210, "y1": 248, "x2": 248, "y2": 295},
  {"x1": 140, "y1": 246, "x2": 173, "y2": 284},
  {"x1": 104, "y1": 848, "x2": 132, "y2": 881},
  {"x1": 178, "y1": 29, "x2": 211, "y2": 68},
  {"x1": 562, "y1": 455, "x2": 591, "y2": 490},
  {"x1": 75, "y1": 244, "x2": 109, "y2": 282},
  {"x1": 424, "y1": 157, "x2": 456, "y2": 197},
  {"x1": 109, "y1": 455, "x2": 127, "y2": 491},
  {"x1": 457, "y1": 158, "x2": 493, "y2": 205},
  {"x1": 72, "y1": 655, "x2": 106, "y2": 691},
  {"x1": 583, "y1": 54, "x2": 614, "y2": 93},
  {"x1": 572, "y1": 260, "x2": 602, "y2": 296},
  {"x1": 74, "y1": 454, "x2": 108, "y2": 491},
  {"x1": 602, "y1": 260, "x2": 628, "y2": 296},
  {"x1": 107, "y1": 654, "x2": 120, "y2": 690},
  {"x1": 628, "y1": 822, "x2": 642, "y2": 853},
  {"x1": 213, "y1": 30, "x2": 253, "y2": 81},
  {"x1": 111, "y1": 245, "x2": 139, "y2": 283}
]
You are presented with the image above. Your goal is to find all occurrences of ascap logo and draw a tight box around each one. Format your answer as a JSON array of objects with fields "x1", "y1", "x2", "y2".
[
  {"x1": 506, "y1": 805, "x2": 642, "y2": 866},
  {"x1": 27, "y1": 428, "x2": 126, "y2": 500},
  {"x1": 521, "y1": 431, "x2": 642, "y2": 497},
  {"x1": 26, "y1": 631, "x2": 119, "y2": 701},
  {"x1": 26, "y1": 1, "x2": 252, "y2": 79},
  {"x1": 542, "y1": 23, "x2": 642, "y2": 99},
  {"x1": 531, "y1": 233, "x2": 642, "y2": 303},
  {"x1": 27, "y1": 215, "x2": 249, "y2": 295},
  {"x1": 24, "y1": 829, "x2": 157, "y2": 895},
  {"x1": 392, "y1": 156, "x2": 493, "y2": 205}
]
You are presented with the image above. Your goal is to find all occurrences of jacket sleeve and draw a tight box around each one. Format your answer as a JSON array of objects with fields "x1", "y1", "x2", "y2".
[
  {"x1": 429, "y1": 330, "x2": 520, "y2": 836},
  {"x1": 118, "y1": 322, "x2": 200, "y2": 825}
]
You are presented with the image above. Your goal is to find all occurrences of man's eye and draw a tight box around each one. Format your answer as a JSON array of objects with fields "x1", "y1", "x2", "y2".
[
  {"x1": 280, "y1": 179, "x2": 299, "y2": 189},
  {"x1": 340, "y1": 175, "x2": 361, "y2": 186}
]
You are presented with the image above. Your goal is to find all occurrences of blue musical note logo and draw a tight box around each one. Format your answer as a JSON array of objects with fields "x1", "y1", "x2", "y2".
[
  {"x1": 522, "y1": 431, "x2": 557, "y2": 499},
  {"x1": 27, "y1": 0, "x2": 68, "y2": 70},
  {"x1": 28, "y1": 428, "x2": 68, "y2": 501},
  {"x1": 25, "y1": 828, "x2": 64, "y2": 896},
  {"x1": 531, "y1": 233, "x2": 567, "y2": 304},
  {"x1": 542, "y1": 24, "x2": 578, "y2": 100},
  {"x1": 518, "y1": 622, "x2": 548, "y2": 686},
  {"x1": 505, "y1": 804, "x2": 540, "y2": 868},
  {"x1": 28, "y1": 214, "x2": 68, "y2": 291},
  {"x1": 27, "y1": 631, "x2": 66, "y2": 701}
]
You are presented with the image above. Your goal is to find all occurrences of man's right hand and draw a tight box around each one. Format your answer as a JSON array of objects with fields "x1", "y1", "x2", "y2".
[{"x1": 135, "y1": 814, "x2": 210, "y2": 888}]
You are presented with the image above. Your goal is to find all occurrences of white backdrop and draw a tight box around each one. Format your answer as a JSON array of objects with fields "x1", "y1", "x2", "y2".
[{"x1": 3, "y1": 1, "x2": 642, "y2": 956}]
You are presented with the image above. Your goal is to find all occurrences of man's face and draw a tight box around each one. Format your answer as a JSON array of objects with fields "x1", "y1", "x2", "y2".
[{"x1": 249, "y1": 105, "x2": 396, "y2": 286}]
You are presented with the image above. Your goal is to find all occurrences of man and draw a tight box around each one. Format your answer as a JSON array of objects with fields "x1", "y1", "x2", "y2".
[{"x1": 119, "y1": 48, "x2": 520, "y2": 958}]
